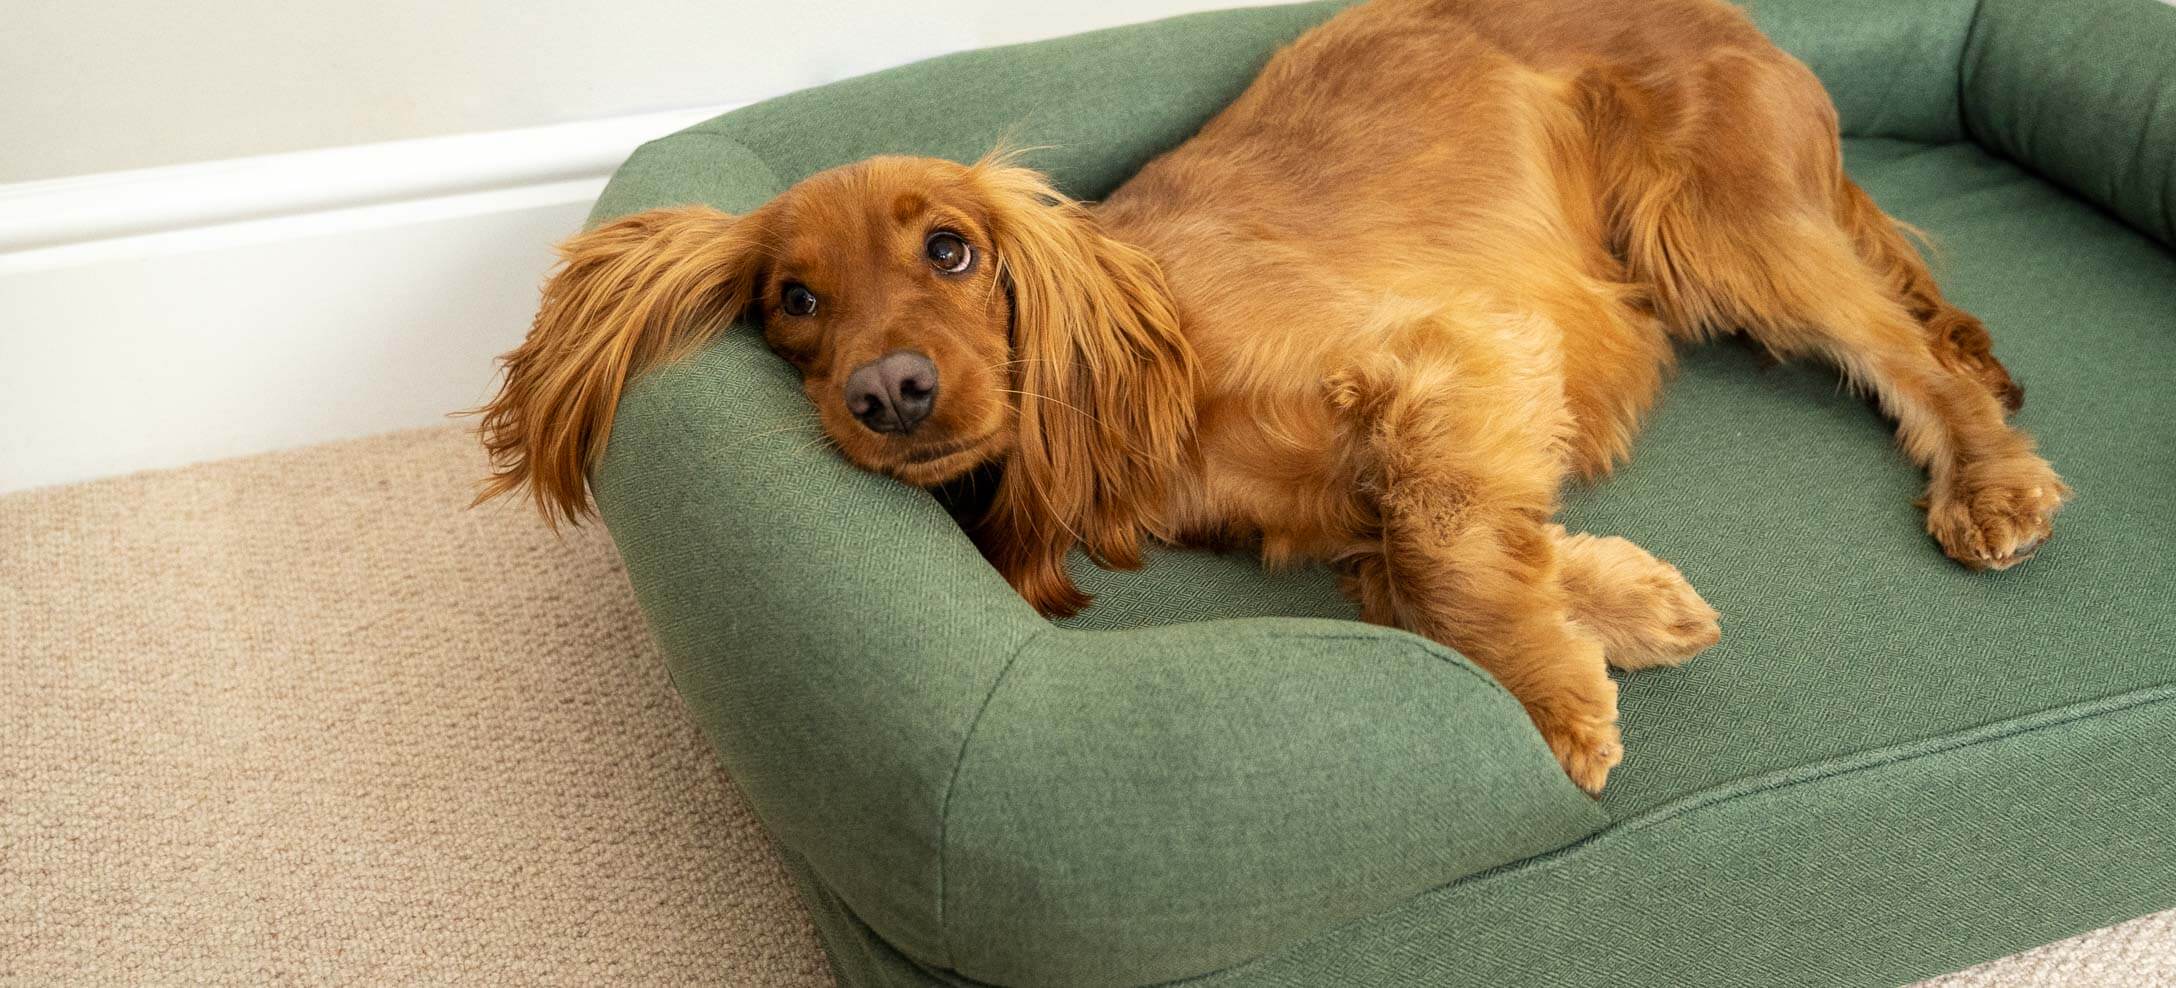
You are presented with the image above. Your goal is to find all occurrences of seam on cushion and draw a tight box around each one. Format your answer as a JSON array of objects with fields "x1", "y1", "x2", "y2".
[
  {"x1": 928, "y1": 622, "x2": 1529, "y2": 980},
  {"x1": 587, "y1": 129, "x2": 789, "y2": 231},
  {"x1": 1955, "y1": 0, "x2": 1991, "y2": 151},
  {"x1": 693, "y1": 130, "x2": 789, "y2": 194},
  {"x1": 622, "y1": 130, "x2": 787, "y2": 193},
  {"x1": 1242, "y1": 627, "x2": 1515, "y2": 701},
  {"x1": 1157, "y1": 679, "x2": 2176, "y2": 987},
  {"x1": 1607, "y1": 680, "x2": 2176, "y2": 836},
  {"x1": 935, "y1": 624, "x2": 1047, "y2": 972},
  {"x1": 653, "y1": 129, "x2": 789, "y2": 194}
]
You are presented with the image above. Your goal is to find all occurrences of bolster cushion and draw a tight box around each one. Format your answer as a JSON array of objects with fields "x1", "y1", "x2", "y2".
[{"x1": 1962, "y1": 0, "x2": 2176, "y2": 249}]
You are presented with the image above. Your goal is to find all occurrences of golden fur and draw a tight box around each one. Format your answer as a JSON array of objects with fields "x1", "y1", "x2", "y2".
[{"x1": 477, "y1": 0, "x2": 2068, "y2": 792}]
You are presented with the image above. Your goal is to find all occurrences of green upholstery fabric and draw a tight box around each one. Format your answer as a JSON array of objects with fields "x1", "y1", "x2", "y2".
[
  {"x1": 1736, "y1": 0, "x2": 1976, "y2": 142},
  {"x1": 1963, "y1": 0, "x2": 2176, "y2": 248},
  {"x1": 587, "y1": 2, "x2": 2176, "y2": 985},
  {"x1": 597, "y1": 347, "x2": 1044, "y2": 966},
  {"x1": 592, "y1": 2, "x2": 1344, "y2": 218},
  {"x1": 600, "y1": 344, "x2": 1601, "y2": 982},
  {"x1": 792, "y1": 689, "x2": 2176, "y2": 988},
  {"x1": 943, "y1": 624, "x2": 1600, "y2": 983}
]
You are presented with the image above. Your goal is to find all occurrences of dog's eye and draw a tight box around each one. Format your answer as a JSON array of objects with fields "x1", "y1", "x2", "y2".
[
  {"x1": 925, "y1": 231, "x2": 973, "y2": 274},
  {"x1": 781, "y1": 283, "x2": 819, "y2": 317}
]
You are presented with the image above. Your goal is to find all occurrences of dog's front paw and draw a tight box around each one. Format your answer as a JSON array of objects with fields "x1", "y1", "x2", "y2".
[
  {"x1": 1527, "y1": 675, "x2": 1622, "y2": 795},
  {"x1": 1925, "y1": 453, "x2": 2070, "y2": 571}
]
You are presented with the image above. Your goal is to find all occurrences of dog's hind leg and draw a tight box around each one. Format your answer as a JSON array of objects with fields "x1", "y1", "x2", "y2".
[
  {"x1": 1834, "y1": 180, "x2": 2025, "y2": 414},
  {"x1": 1599, "y1": 53, "x2": 2067, "y2": 570},
  {"x1": 1656, "y1": 212, "x2": 2065, "y2": 569},
  {"x1": 1553, "y1": 527, "x2": 1719, "y2": 671},
  {"x1": 1643, "y1": 198, "x2": 2066, "y2": 569}
]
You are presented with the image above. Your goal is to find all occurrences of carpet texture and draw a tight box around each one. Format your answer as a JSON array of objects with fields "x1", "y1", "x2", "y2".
[
  {"x1": 0, "y1": 423, "x2": 2167, "y2": 985},
  {"x1": 0, "y1": 426, "x2": 829, "y2": 985}
]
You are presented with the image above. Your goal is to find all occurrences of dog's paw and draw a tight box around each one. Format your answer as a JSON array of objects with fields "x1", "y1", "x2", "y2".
[
  {"x1": 1613, "y1": 570, "x2": 1721, "y2": 670},
  {"x1": 1558, "y1": 532, "x2": 1720, "y2": 670},
  {"x1": 1924, "y1": 453, "x2": 2070, "y2": 571},
  {"x1": 1539, "y1": 707, "x2": 1622, "y2": 795},
  {"x1": 1527, "y1": 677, "x2": 1623, "y2": 795}
]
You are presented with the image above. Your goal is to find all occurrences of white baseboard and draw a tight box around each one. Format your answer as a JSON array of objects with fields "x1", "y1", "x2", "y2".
[{"x1": 0, "y1": 104, "x2": 737, "y2": 495}]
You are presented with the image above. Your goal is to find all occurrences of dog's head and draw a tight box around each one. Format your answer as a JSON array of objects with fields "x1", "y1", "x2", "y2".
[{"x1": 477, "y1": 153, "x2": 1197, "y2": 614}]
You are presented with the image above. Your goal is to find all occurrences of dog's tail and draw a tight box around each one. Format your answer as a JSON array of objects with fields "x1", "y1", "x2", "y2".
[
  {"x1": 1835, "y1": 179, "x2": 2023, "y2": 413},
  {"x1": 473, "y1": 206, "x2": 760, "y2": 527}
]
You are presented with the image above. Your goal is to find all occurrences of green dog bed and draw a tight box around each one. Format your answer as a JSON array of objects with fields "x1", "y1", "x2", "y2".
[{"x1": 583, "y1": 0, "x2": 2176, "y2": 984}]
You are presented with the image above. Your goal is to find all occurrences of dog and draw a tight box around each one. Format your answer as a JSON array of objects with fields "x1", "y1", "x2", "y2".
[{"x1": 476, "y1": 0, "x2": 2067, "y2": 792}]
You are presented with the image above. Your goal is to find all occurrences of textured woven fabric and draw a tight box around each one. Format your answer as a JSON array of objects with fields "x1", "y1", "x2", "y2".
[
  {"x1": 799, "y1": 693, "x2": 2176, "y2": 988},
  {"x1": 1, "y1": 427, "x2": 2167, "y2": 984},
  {"x1": 0, "y1": 428, "x2": 829, "y2": 984},
  {"x1": 1191, "y1": 690, "x2": 2176, "y2": 987},
  {"x1": 1924, "y1": 911, "x2": 2176, "y2": 988},
  {"x1": 594, "y1": 333, "x2": 1050, "y2": 968},
  {"x1": 943, "y1": 624, "x2": 1601, "y2": 984},
  {"x1": 595, "y1": 334, "x2": 1605, "y2": 986},
  {"x1": 582, "y1": 0, "x2": 2176, "y2": 985},
  {"x1": 1964, "y1": 0, "x2": 2176, "y2": 248},
  {"x1": 1737, "y1": 0, "x2": 1977, "y2": 142}
]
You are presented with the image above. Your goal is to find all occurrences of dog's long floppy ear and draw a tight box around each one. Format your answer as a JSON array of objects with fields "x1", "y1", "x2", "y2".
[
  {"x1": 475, "y1": 206, "x2": 766, "y2": 527},
  {"x1": 969, "y1": 159, "x2": 1200, "y2": 617}
]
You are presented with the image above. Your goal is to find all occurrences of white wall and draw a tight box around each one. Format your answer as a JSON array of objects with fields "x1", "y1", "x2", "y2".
[
  {"x1": 0, "y1": 0, "x2": 1267, "y2": 183},
  {"x1": 0, "y1": 1, "x2": 1276, "y2": 494}
]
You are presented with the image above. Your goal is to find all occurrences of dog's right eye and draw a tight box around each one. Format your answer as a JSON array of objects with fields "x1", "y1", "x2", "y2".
[{"x1": 781, "y1": 283, "x2": 819, "y2": 317}]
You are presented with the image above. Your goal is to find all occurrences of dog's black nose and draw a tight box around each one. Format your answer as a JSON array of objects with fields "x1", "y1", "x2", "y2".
[{"x1": 844, "y1": 350, "x2": 938, "y2": 434}]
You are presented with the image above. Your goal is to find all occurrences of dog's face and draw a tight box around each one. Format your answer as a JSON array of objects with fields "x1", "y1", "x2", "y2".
[
  {"x1": 480, "y1": 151, "x2": 1198, "y2": 615},
  {"x1": 754, "y1": 159, "x2": 1016, "y2": 487}
]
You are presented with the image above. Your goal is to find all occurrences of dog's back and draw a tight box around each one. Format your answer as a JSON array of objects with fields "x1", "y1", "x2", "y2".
[{"x1": 1095, "y1": 0, "x2": 1804, "y2": 481}]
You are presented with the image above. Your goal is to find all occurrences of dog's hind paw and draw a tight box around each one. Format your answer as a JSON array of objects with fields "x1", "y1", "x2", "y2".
[{"x1": 1925, "y1": 453, "x2": 2069, "y2": 571}]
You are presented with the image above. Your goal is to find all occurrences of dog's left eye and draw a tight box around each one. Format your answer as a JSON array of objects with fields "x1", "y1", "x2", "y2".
[{"x1": 925, "y1": 231, "x2": 974, "y2": 274}]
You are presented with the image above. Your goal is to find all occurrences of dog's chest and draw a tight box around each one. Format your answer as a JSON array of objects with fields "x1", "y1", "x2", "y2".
[{"x1": 1166, "y1": 392, "x2": 1374, "y2": 566}]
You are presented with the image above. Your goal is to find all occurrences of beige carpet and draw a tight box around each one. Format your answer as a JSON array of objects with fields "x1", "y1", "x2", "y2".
[{"x1": 1, "y1": 424, "x2": 2167, "y2": 985}]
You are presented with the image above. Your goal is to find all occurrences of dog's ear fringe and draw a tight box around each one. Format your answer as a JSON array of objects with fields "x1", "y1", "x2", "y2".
[
  {"x1": 967, "y1": 157, "x2": 1199, "y2": 617},
  {"x1": 470, "y1": 205, "x2": 760, "y2": 529}
]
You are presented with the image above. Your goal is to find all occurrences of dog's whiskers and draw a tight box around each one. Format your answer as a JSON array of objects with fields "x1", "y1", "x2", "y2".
[
  {"x1": 991, "y1": 387, "x2": 1108, "y2": 429},
  {"x1": 791, "y1": 432, "x2": 843, "y2": 459},
  {"x1": 722, "y1": 422, "x2": 827, "y2": 455}
]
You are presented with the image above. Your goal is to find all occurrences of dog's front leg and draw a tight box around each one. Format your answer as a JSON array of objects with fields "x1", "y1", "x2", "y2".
[
  {"x1": 1330, "y1": 356, "x2": 1620, "y2": 793},
  {"x1": 1345, "y1": 476, "x2": 1621, "y2": 793}
]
